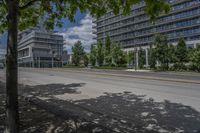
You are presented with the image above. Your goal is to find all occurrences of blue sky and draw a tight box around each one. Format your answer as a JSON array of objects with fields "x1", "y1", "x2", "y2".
[
  {"x1": 0, "y1": 11, "x2": 96, "y2": 53},
  {"x1": 54, "y1": 11, "x2": 86, "y2": 32},
  {"x1": 0, "y1": 33, "x2": 7, "y2": 49}
]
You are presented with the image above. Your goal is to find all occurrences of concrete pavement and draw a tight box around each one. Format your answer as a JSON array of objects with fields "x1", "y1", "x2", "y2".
[
  {"x1": 0, "y1": 68, "x2": 199, "y2": 111},
  {"x1": 1, "y1": 68, "x2": 200, "y2": 132}
]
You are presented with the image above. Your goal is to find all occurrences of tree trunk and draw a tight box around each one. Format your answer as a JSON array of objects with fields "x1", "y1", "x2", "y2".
[{"x1": 5, "y1": 0, "x2": 19, "y2": 132}]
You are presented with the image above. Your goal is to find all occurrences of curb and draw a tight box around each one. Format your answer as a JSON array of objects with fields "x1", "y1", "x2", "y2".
[{"x1": 51, "y1": 68, "x2": 200, "y2": 84}]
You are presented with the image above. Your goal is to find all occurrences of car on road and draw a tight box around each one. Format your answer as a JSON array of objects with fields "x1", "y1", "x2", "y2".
[{"x1": 0, "y1": 63, "x2": 4, "y2": 69}]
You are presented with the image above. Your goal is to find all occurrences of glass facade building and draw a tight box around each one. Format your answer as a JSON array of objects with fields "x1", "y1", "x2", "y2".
[
  {"x1": 94, "y1": 0, "x2": 200, "y2": 49},
  {"x1": 0, "y1": 49, "x2": 6, "y2": 60},
  {"x1": 18, "y1": 28, "x2": 64, "y2": 67}
]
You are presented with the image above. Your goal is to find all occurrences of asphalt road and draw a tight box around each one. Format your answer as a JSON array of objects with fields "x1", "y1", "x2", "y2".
[{"x1": 0, "y1": 68, "x2": 199, "y2": 112}]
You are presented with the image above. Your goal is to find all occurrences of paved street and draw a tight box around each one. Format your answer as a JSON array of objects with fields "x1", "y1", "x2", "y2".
[
  {"x1": 0, "y1": 68, "x2": 200, "y2": 111},
  {"x1": 0, "y1": 68, "x2": 200, "y2": 132}
]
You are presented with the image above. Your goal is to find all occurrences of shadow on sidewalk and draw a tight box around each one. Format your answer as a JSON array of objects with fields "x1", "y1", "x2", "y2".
[
  {"x1": 1, "y1": 82, "x2": 200, "y2": 133},
  {"x1": 20, "y1": 83, "x2": 85, "y2": 98},
  {"x1": 73, "y1": 92, "x2": 200, "y2": 133}
]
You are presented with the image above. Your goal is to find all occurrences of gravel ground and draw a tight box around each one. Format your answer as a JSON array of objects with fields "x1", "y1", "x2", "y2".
[{"x1": 1, "y1": 81, "x2": 200, "y2": 133}]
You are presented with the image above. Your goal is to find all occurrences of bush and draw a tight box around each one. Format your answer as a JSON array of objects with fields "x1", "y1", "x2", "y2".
[
  {"x1": 173, "y1": 63, "x2": 187, "y2": 71},
  {"x1": 189, "y1": 48, "x2": 200, "y2": 72}
]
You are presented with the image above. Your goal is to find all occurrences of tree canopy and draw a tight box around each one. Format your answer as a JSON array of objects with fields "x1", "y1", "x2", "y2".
[
  {"x1": 0, "y1": 0, "x2": 170, "y2": 32},
  {"x1": 153, "y1": 34, "x2": 170, "y2": 70},
  {"x1": 90, "y1": 44, "x2": 97, "y2": 66},
  {"x1": 176, "y1": 38, "x2": 188, "y2": 63},
  {"x1": 72, "y1": 41, "x2": 85, "y2": 66},
  {"x1": 104, "y1": 35, "x2": 112, "y2": 65},
  {"x1": 96, "y1": 41, "x2": 104, "y2": 66}
]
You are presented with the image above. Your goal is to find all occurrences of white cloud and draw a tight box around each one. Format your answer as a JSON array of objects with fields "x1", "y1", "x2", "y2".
[{"x1": 59, "y1": 14, "x2": 96, "y2": 54}]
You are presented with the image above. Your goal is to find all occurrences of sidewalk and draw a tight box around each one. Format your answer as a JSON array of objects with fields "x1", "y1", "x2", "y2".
[
  {"x1": 1, "y1": 81, "x2": 200, "y2": 133},
  {"x1": 50, "y1": 68, "x2": 200, "y2": 84},
  {"x1": 0, "y1": 81, "x2": 115, "y2": 133}
]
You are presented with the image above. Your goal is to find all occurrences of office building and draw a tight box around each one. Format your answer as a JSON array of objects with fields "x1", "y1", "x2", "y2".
[
  {"x1": 0, "y1": 49, "x2": 6, "y2": 61},
  {"x1": 94, "y1": 0, "x2": 200, "y2": 48},
  {"x1": 0, "y1": 35, "x2": 6, "y2": 61},
  {"x1": 18, "y1": 28, "x2": 64, "y2": 67},
  {"x1": 94, "y1": 0, "x2": 200, "y2": 67}
]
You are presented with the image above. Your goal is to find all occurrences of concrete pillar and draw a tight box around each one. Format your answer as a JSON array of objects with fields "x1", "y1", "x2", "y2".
[
  {"x1": 194, "y1": 43, "x2": 197, "y2": 49},
  {"x1": 126, "y1": 50, "x2": 129, "y2": 67},
  {"x1": 32, "y1": 60, "x2": 34, "y2": 68},
  {"x1": 38, "y1": 57, "x2": 40, "y2": 68},
  {"x1": 135, "y1": 49, "x2": 139, "y2": 70},
  {"x1": 145, "y1": 48, "x2": 149, "y2": 68},
  {"x1": 52, "y1": 57, "x2": 54, "y2": 68},
  {"x1": 156, "y1": 60, "x2": 159, "y2": 68}
]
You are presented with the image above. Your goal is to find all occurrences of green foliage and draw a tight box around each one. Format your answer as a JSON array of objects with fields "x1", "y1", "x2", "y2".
[
  {"x1": 144, "y1": 0, "x2": 170, "y2": 21},
  {"x1": 90, "y1": 40, "x2": 127, "y2": 68},
  {"x1": 138, "y1": 48, "x2": 146, "y2": 69},
  {"x1": 149, "y1": 47, "x2": 156, "y2": 69},
  {"x1": 175, "y1": 38, "x2": 188, "y2": 63},
  {"x1": 0, "y1": 0, "x2": 169, "y2": 33},
  {"x1": 173, "y1": 38, "x2": 188, "y2": 70},
  {"x1": 89, "y1": 44, "x2": 97, "y2": 66},
  {"x1": 83, "y1": 54, "x2": 89, "y2": 67},
  {"x1": 104, "y1": 35, "x2": 112, "y2": 65},
  {"x1": 111, "y1": 43, "x2": 127, "y2": 67},
  {"x1": 189, "y1": 46, "x2": 200, "y2": 72},
  {"x1": 96, "y1": 41, "x2": 104, "y2": 66},
  {"x1": 72, "y1": 41, "x2": 85, "y2": 66},
  {"x1": 153, "y1": 34, "x2": 169, "y2": 70},
  {"x1": 126, "y1": 51, "x2": 134, "y2": 66},
  {"x1": 168, "y1": 44, "x2": 176, "y2": 64}
]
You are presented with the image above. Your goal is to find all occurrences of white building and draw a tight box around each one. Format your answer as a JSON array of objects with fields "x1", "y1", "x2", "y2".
[
  {"x1": 18, "y1": 28, "x2": 64, "y2": 68},
  {"x1": 0, "y1": 49, "x2": 6, "y2": 60}
]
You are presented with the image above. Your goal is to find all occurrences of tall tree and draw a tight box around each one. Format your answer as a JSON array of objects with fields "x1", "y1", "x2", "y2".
[
  {"x1": 176, "y1": 38, "x2": 188, "y2": 63},
  {"x1": 96, "y1": 41, "x2": 104, "y2": 66},
  {"x1": 0, "y1": 0, "x2": 169, "y2": 132},
  {"x1": 153, "y1": 34, "x2": 169, "y2": 70},
  {"x1": 189, "y1": 46, "x2": 200, "y2": 72},
  {"x1": 149, "y1": 46, "x2": 156, "y2": 69},
  {"x1": 126, "y1": 51, "x2": 134, "y2": 66},
  {"x1": 90, "y1": 44, "x2": 97, "y2": 67},
  {"x1": 111, "y1": 42, "x2": 126, "y2": 67},
  {"x1": 138, "y1": 48, "x2": 146, "y2": 69},
  {"x1": 72, "y1": 41, "x2": 85, "y2": 66},
  {"x1": 168, "y1": 44, "x2": 176, "y2": 64},
  {"x1": 104, "y1": 35, "x2": 112, "y2": 65}
]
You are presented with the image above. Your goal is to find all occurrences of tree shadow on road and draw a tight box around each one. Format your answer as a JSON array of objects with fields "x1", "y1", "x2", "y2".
[
  {"x1": 1, "y1": 81, "x2": 200, "y2": 133},
  {"x1": 0, "y1": 82, "x2": 113, "y2": 133},
  {"x1": 19, "y1": 83, "x2": 85, "y2": 98},
  {"x1": 73, "y1": 92, "x2": 200, "y2": 133}
]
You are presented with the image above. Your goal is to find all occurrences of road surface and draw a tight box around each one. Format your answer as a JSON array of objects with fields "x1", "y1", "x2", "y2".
[{"x1": 0, "y1": 68, "x2": 200, "y2": 111}]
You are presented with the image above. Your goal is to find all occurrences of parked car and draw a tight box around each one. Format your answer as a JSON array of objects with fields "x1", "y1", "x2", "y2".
[{"x1": 0, "y1": 63, "x2": 4, "y2": 69}]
